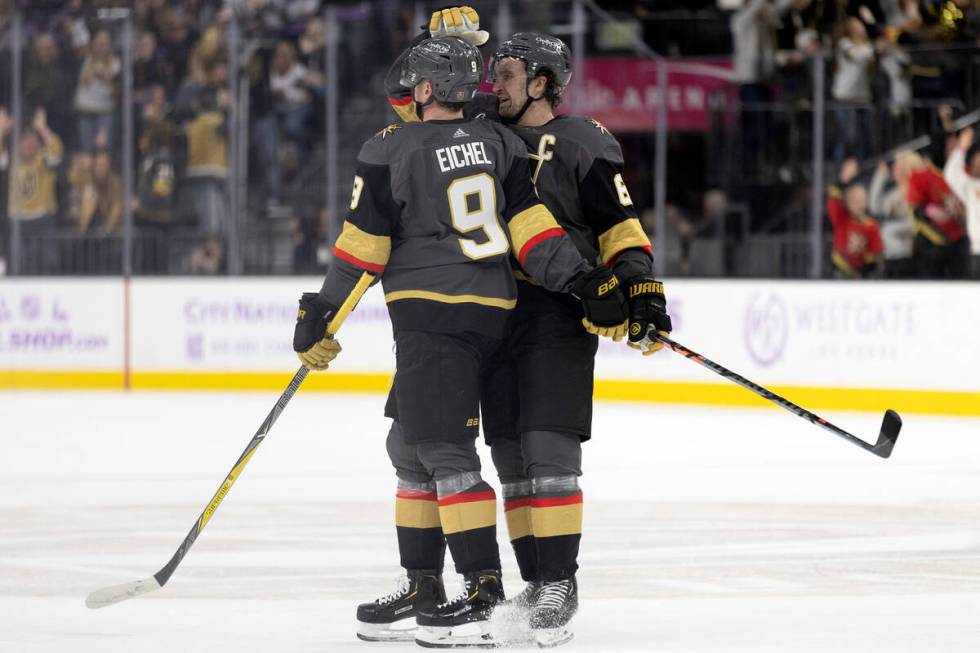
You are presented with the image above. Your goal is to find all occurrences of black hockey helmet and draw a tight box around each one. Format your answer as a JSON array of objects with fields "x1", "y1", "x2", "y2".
[
  {"x1": 400, "y1": 36, "x2": 483, "y2": 104},
  {"x1": 487, "y1": 32, "x2": 572, "y2": 88}
]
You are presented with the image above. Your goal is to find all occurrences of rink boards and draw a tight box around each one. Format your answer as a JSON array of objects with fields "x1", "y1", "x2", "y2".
[{"x1": 0, "y1": 278, "x2": 977, "y2": 416}]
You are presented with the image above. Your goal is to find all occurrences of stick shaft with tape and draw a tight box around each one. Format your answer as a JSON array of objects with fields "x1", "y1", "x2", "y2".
[{"x1": 86, "y1": 278, "x2": 371, "y2": 609}]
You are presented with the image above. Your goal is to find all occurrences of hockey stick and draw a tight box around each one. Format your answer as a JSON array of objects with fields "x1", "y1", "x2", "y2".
[
  {"x1": 84, "y1": 365, "x2": 309, "y2": 609},
  {"x1": 655, "y1": 334, "x2": 902, "y2": 459},
  {"x1": 85, "y1": 274, "x2": 375, "y2": 609}
]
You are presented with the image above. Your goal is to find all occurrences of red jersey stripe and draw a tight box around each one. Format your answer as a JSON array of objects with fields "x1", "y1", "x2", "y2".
[
  {"x1": 607, "y1": 244, "x2": 653, "y2": 267},
  {"x1": 517, "y1": 227, "x2": 566, "y2": 266},
  {"x1": 333, "y1": 246, "x2": 386, "y2": 273},
  {"x1": 388, "y1": 95, "x2": 414, "y2": 106}
]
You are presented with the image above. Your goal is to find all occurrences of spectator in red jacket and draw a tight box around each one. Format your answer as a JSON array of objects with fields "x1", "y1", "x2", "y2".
[
  {"x1": 827, "y1": 158, "x2": 883, "y2": 279},
  {"x1": 894, "y1": 149, "x2": 969, "y2": 279}
]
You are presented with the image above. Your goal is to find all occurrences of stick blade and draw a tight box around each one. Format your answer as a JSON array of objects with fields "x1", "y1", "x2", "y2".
[
  {"x1": 872, "y1": 409, "x2": 902, "y2": 459},
  {"x1": 85, "y1": 576, "x2": 162, "y2": 609}
]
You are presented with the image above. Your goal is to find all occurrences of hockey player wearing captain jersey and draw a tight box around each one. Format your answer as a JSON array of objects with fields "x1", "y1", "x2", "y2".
[
  {"x1": 291, "y1": 34, "x2": 632, "y2": 649},
  {"x1": 362, "y1": 6, "x2": 674, "y2": 649}
]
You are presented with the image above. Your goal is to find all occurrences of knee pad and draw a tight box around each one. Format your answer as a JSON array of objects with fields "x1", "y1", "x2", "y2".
[
  {"x1": 522, "y1": 430, "x2": 583, "y2": 478},
  {"x1": 416, "y1": 439, "x2": 482, "y2": 483},
  {"x1": 490, "y1": 437, "x2": 526, "y2": 484},
  {"x1": 386, "y1": 422, "x2": 432, "y2": 484}
]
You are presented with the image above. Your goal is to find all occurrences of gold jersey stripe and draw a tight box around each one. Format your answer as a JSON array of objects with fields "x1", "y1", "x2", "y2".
[
  {"x1": 508, "y1": 204, "x2": 561, "y2": 256},
  {"x1": 504, "y1": 505, "x2": 533, "y2": 541},
  {"x1": 439, "y1": 499, "x2": 496, "y2": 535},
  {"x1": 531, "y1": 502, "x2": 583, "y2": 538},
  {"x1": 597, "y1": 218, "x2": 651, "y2": 264},
  {"x1": 395, "y1": 497, "x2": 441, "y2": 529},
  {"x1": 384, "y1": 289, "x2": 517, "y2": 310},
  {"x1": 390, "y1": 100, "x2": 419, "y2": 124},
  {"x1": 335, "y1": 222, "x2": 392, "y2": 268}
]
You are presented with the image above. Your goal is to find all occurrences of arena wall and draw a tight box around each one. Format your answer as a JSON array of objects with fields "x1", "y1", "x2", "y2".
[{"x1": 1, "y1": 279, "x2": 976, "y2": 416}]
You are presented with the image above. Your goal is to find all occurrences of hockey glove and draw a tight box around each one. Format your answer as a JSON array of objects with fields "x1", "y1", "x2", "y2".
[
  {"x1": 625, "y1": 276, "x2": 672, "y2": 356},
  {"x1": 429, "y1": 6, "x2": 490, "y2": 46},
  {"x1": 293, "y1": 293, "x2": 342, "y2": 371},
  {"x1": 572, "y1": 265, "x2": 629, "y2": 341}
]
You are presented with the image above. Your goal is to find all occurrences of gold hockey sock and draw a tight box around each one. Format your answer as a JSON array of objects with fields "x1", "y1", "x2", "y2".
[{"x1": 395, "y1": 480, "x2": 446, "y2": 570}]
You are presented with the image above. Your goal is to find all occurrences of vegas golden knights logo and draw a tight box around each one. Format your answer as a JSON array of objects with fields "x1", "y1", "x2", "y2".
[
  {"x1": 376, "y1": 123, "x2": 403, "y2": 139},
  {"x1": 587, "y1": 118, "x2": 610, "y2": 135}
]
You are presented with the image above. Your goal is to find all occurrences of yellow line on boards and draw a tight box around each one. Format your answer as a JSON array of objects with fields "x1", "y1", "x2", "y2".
[
  {"x1": 593, "y1": 380, "x2": 980, "y2": 417},
  {"x1": 1, "y1": 371, "x2": 978, "y2": 417}
]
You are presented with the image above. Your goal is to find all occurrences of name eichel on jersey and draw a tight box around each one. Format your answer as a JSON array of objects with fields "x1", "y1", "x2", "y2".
[{"x1": 436, "y1": 141, "x2": 493, "y2": 173}]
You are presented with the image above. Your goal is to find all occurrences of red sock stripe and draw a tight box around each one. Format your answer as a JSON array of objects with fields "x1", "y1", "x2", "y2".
[
  {"x1": 504, "y1": 498, "x2": 533, "y2": 511},
  {"x1": 396, "y1": 488, "x2": 437, "y2": 501},
  {"x1": 438, "y1": 489, "x2": 496, "y2": 507},
  {"x1": 517, "y1": 228, "x2": 566, "y2": 266},
  {"x1": 530, "y1": 492, "x2": 583, "y2": 508}
]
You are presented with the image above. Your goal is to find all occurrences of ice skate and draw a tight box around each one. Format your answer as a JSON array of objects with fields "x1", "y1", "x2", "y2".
[
  {"x1": 529, "y1": 577, "x2": 578, "y2": 648},
  {"x1": 414, "y1": 571, "x2": 504, "y2": 648},
  {"x1": 355, "y1": 569, "x2": 445, "y2": 642}
]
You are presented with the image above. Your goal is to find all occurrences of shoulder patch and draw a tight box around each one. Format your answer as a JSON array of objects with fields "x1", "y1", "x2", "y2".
[
  {"x1": 586, "y1": 118, "x2": 610, "y2": 135},
  {"x1": 375, "y1": 123, "x2": 403, "y2": 140}
]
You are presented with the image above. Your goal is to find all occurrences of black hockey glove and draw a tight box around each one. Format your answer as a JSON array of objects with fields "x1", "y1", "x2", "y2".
[
  {"x1": 625, "y1": 276, "x2": 672, "y2": 356},
  {"x1": 293, "y1": 293, "x2": 342, "y2": 371},
  {"x1": 572, "y1": 265, "x2": 629, "y2": 341}
]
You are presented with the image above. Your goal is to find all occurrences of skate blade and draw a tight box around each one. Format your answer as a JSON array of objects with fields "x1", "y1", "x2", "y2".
[
  {"x1": 355, "y1": 616, "x2": 417, "y2": 642},
  {"x1": 415, "y1": 623, "x2": 497, "y2": 649},
  {"x1": 533, "y1": 627, "x2": 574, "y2": 648}
]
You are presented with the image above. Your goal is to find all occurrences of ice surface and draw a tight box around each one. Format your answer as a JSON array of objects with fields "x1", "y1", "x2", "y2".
[{"x1": 1, "y1": 391, "x2": 978, "y2": 652}]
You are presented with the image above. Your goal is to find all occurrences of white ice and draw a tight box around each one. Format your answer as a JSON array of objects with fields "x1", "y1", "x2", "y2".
[{"x1": 1, "y1": 390, "x2": 978, "y2": 652}]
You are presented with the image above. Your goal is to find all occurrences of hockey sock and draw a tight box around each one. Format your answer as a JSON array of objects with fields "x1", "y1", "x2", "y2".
[
  {"x1": 436, "y1": 473, "x2": 501, "y2": 574},
  {"x1": 502, "y1": 480, "x2": 538, "y2": 582},
  {"x1": 395, "y1": 480, "x2": 446, "y2": 571},
  {"x1": 531, "y1": 476, "x2": 582, "y2": 581}
]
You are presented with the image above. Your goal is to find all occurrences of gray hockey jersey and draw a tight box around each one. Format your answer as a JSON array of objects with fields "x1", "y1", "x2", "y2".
[{"x1": 319, "y1": 117, "x2": 589, "y2": 338}]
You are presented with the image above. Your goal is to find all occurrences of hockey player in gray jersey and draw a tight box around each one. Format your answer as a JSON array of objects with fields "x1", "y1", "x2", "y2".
[
  {"x1": 384, "y1": 11, "x2": 674, "y2": 648},
  {"x1": 291, "y1": 36, "x2": 629, "y2": 648}
]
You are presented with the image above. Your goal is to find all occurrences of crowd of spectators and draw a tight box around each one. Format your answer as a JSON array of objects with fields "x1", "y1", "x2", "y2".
[
  {"x1": 823, "y1": 103, "x2": 979, "y2": 280},
  {"x1": 730, "y1": 0, "x2": 980, "y2": 169},
  {"x1": 1, "y1": 0, "x2": 978, "y2": 280},
  {"x1": 0, "y1": 0, "x2": 414, "y2": 276}
]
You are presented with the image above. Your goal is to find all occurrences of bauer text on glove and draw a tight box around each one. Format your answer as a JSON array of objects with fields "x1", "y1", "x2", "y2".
[
  {"x1": 293, "y1": 293, "x2": 342, "y2": 370},
  {"x1": 572, "y1": 265, "x2": 629, "y2": 341}
]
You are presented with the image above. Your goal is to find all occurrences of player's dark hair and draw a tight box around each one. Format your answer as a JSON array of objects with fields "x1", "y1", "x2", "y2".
[
  {"x1": 436, "y1": 100, "x2": 467, "y2": 113},
  {"x1": 536, "y1": 67, "x2": 564, "y2": 109}
]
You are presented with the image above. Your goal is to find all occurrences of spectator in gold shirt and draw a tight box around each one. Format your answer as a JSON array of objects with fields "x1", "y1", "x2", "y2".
[{"x1": 0, "y1": 107, "x2": 64, "y2": 274}]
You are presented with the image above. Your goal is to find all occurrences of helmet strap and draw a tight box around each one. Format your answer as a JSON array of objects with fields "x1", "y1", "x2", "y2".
[{"x1": 505, "y1": 82, "x2": 545, "y2": 126}]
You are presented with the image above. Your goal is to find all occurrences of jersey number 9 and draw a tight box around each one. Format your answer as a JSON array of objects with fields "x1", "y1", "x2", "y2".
[{"x1": 447, "y1": 173, "x2": 509, "y2": 260}]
